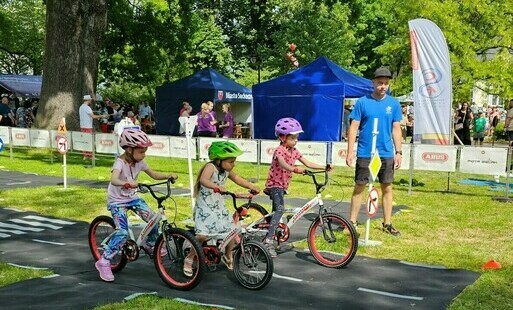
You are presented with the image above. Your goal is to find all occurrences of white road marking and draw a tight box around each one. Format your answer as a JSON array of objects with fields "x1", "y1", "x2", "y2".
[
  {"x1": 358, "y1": 287, "x2": 424, "y2": 300},
  {"x1": 32, "y1": 239, "x2": 66, "y2": 246},
  {"x1": 8, "y1": 219, "x2": 62, "y2": 230},
  {"x1": 174, "y1": 298, "x2": 234, "y2": 310},
  {"x1": 272, "y1": 273, "x2": 303, "y2": 282},
  {"x1": 24, "y1": 215, "x2": 75, "y2": 225},
  {"x1": 0, "y1": 232, "x2": 10, "y2": 238},
  {"x1": 6, "y1": 181, "x2": 31, "y2": 186},
  {"x1": 399, "y1": 261, "x2": 447, "y2": 269},
  {"x1": 0, "y1": 222, "x2": 44, "y2": 232},
  {"x1": 124, "y1": 292, "x2": 158, "y2": 301},
  {"x1": 7, "y1": 263, "x2": 49, "y2": 270},
  {"x1": 0, "y1": 228, "x2": 26, "y2": 234},
  {"x1": 42, "y1": 274, "x2": 60, "y2": 279}
]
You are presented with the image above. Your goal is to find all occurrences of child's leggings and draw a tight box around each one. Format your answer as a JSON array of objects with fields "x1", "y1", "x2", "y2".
[
  {"x1": 102, "y1": 198, "x2": 158, "y2": 260},
  {"x1": 265, "y1": 187, "x2": 285, "y2": 241}
]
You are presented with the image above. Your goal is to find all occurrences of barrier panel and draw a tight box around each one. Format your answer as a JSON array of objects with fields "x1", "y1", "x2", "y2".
[
  {"x1": 146, "y1": 134, "x2": 171, "y2": 157},
  {"x1": 71, "y1": 131, "x2": 93, "y2": 152},
  {"x1": 331, "y1": 142, "x2": 356, "y2": 167},
  {"x1": 459, "y1": 146, "x2": 508, "y2": 176},
  {"x1": 11, "y1": 128, "x2": 30, "y2": 146},
  {"x1": 170, "y1": 136, "x2": 197, "y2": 159},
  {"x1": 412, "y1": 144, "x2": 458, "y2": 172},
  {"x1": 0, "y1": 127, "x2": 9, "y2": 144},
  {"x1": 95, "y1": 133, "x2": 117, "y2": 154},
  {"x1": 30, "y1": 129, "x2": 51, "y2": 148}
]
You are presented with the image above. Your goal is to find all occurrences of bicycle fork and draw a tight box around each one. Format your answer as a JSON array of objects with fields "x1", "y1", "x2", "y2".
[{"x1": 317, "y1": 194, "x2": 337, "y2": 243}]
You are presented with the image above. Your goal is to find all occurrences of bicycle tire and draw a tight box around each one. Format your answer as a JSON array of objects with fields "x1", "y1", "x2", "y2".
[
  {"x1": 307, "y1": 213, "x2": 358, "y2": 268},
  {"x1": 88, "y1": 215, "x2": 127, "y2": 272},
  {"x1": 239, "y1": 203, "x2": 268, "y2": 227},
  {"x1": 154, "y1": 227, "x2": 205, "y2": 291},
  {"x1": 233, "y1": 240, "x2": 273, "y2": 290}
]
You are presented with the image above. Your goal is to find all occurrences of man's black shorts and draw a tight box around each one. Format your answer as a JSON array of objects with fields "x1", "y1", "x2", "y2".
[{"x1": 355, "y1": 157, "x2": 395, "y2": 185}]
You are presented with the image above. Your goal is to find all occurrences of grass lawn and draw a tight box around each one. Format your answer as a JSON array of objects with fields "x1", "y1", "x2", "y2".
[{"x1": 1, "y1": 147, "x2": 512, "y2": 309}]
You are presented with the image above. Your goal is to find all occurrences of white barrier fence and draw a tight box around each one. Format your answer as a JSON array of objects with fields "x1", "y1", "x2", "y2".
[{"x1": 0, "y1": 126, "x2": 510, "y2": 176}]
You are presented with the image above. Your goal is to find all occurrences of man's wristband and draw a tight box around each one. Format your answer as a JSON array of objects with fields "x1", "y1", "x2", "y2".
[{"x1": 395, "y1": 150, "x2": 403, "y2": 155}]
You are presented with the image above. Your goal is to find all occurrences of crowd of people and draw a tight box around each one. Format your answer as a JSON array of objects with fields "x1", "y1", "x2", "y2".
[
  {"x1": 0, "y1": 94, "x2": 39, "y2": 128},
  {"x1": 454, "y1": 101, "x2": 504, "y2": 146},
  {"x1": 179, "y1": 100, "x2": 236, "y2": 138}
]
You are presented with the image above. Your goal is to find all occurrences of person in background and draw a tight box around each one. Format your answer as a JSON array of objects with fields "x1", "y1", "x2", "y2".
[
  {"x1": 196, "y1": 102, "x2": 217, "y2": 137},
  {"x1": 15, "y1": 100, "x2": 30, "y2": 128},
  {"x1": 79, "y1": 95, "x2": 108, "y2": 160},
  {"x1": 399, "y1": 104, "x2": 409, "y2": 142},
  {"x1": 180, "y1": 100, "x2": 191, "y2": 117},
  {"x1": 207, "y1": 100, "x2": 218, "y2": 135},
  {"x1": 473, "y1": 111, "x2": 486, "y2": 146},
  {"x1": 454, "y1": 102, "x2": 473, "y2": 145},
  {"x1": 218, "y1": 103, "x2": 234, "y2": 138},
  {"x1": 504, "y1": 99, "x2": 513, "y2": 147},
  {"x1": 0, "y1": 94, "x2": 14, "y2": 127},
  {"x1": 346, "y1": 67, "x2": 403, "y2": 237}
]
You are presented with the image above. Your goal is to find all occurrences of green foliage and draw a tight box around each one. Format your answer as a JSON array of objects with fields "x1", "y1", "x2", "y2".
[{"x1": 0, "y1": 262, "x2": 53, "y2": 287}]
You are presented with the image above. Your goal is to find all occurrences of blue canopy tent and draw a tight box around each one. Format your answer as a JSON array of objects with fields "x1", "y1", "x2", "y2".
[
  {"x1": 155, "y1": 68, "x2": 252, "y2": 135},
  {"x1": 252, "y1": 56, "x2": 373, "y2": 141},
  {"x1": 0, "y1": 74, "x2": 42, "y2": 98}
]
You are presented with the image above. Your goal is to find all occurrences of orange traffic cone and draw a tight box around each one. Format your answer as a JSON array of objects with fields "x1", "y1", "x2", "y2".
[{"x1": 482, "y1": 259, "x2": 501, "y2": 270}]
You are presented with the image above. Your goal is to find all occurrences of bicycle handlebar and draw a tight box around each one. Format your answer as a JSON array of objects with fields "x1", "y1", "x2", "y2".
[
  {"x1": 213, "y1": 188, "x2": 258, "y2": 213},
  {"x1": 137, "y1": 178, "x2": 176, "y2": 201},
  {"x1": 303, "y1": 164, "x2": 332, "y2": 193}
]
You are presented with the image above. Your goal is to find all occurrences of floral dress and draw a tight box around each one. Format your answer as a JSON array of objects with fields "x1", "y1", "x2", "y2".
[{"x1": 193, "y1": 163, "x2": 233, "y2": 237}]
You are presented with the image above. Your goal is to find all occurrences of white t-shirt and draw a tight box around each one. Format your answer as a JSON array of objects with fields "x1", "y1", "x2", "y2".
[{"x1": 79, "y1": 103, "x2": 93, "y2": 129}]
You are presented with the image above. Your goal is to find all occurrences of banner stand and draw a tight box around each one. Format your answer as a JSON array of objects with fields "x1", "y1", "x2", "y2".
[
  {"x1": 360, "y1": 118, "x2": 382, "y2": 247},
  {"x1": 184, "y1": 118, "x2": 196, "y2": 212},
  {"x1": 493, "y1": 146, "x2": 513, "y2": 203}
]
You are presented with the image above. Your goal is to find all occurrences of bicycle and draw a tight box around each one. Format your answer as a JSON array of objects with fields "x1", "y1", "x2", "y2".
[
  {"x1": 185, "y1": 189, "x2": 274, "y2": 290},
  {"x1": 88, "y1": 179, "x2": 206, "y2": 291},
  {"x1": 241, "y1": 168, "x2": 358, "y2": 268}
]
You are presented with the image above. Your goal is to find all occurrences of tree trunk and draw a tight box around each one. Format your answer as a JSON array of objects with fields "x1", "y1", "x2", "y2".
[{"x1": 35, "y1": 0, "x2": 107, "y2": 131}]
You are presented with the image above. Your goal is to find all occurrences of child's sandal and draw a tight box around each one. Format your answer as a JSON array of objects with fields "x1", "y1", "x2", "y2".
[
  {"x1": 221, "y1": 255, "x2": 233, "y2": 271},
  {"x1": 183, "y1": 257, "x2": 194, "y2": 277}
]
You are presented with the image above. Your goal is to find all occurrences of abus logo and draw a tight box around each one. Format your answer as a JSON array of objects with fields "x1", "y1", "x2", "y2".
[
  {"x1": 422, "y1": 152, "x2": 448, "y2": 162},
  {"x1": 100, "y1": 139, "x2": 113, "y2": 146},
  {"x1": 15, "y1": 133, "x2": 26, "y2": 139},
  {"x1": 338, "y1": 149, "x2": 347, "y2": 158},
  {"x1": 152, "y1": 142, "x2": 164, "y2": 149}
]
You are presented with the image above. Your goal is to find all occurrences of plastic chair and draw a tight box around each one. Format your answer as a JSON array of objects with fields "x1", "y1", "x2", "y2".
[{"x1": 233, "y1": 124, "x2": 242, "y2": 139}]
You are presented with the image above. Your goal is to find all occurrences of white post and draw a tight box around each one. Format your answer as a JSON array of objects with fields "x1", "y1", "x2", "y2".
[
  {"x1": 63, "y1": 152, "x2": 67, "y2": 189},
  {"x1": 184, "y1": 117, "x2": 196, "y2": 211},
  {"x1": 361, "y1": 118, "x2": 382, "y2": 246}
]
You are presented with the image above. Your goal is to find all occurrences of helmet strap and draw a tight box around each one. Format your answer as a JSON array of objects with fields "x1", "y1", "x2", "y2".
[
  {"x1": 212, "y1": 159, "x2": 225, "y2": 173},
  {"x1": 125, "y1": 148, "x2": 137, "y2": 166}
]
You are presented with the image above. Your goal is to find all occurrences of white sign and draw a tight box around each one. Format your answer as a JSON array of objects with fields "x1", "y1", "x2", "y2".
[
  {"x1": 259, "y1": 139, "x2": 280, "y2": 164},
  {"x1": 11, "y1": 128, "x2": 30, "y2": 146},
  {"x1": 146, "y1": 135, "x2": 171, "y2": 157},
  {"x1": 398, "y1": 144, "x2": 411, "y2": 170},
  {"x1": 71, "y1": 131, "x2": 93, "y2": 152},
  {"x1": 0, "y1": 126, "x2": 9, "y2": 144},
  {"x1": 95, "y1": 133, "x2": 118, "y2": 154},
  {"x1": 295, "y1": 141, "x2": 327, "y2": 165},
  {"x1": 57, "y1": 136, "x2": 68, "y2": 154},
  {"x1": 459, "y1": 147, "x2": 508, "y2": 176},
  {"x1": 29, "y1": 129, "x2": 51, "y2": 148},
  {"x1": 230, "y1": 139, "x2": 258, "y2": 163},
  {"x1": 366, "y1": 187, "x2": 379, "y2": 217},
  {"x1": 170, "y1": 136, "x2": 197, "y2": 159},
  {"x1": 412, "y1": 144, "x2": 458, "y2": 172},
  {"x1": 331, "y1": 142, "x2": 356, "y2": 167}
]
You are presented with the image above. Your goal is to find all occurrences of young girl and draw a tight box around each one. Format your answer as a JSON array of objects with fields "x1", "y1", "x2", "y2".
[
  {"x1": 264, "y1": 117, "x2": 331, "y2": 257},
  {"x1": 95, "y1": 129, "x2": 178, "y2": 282},
  {"x1": 218, "y1": 103, "x2": 234, "y2": 138},
  {"x1": 184, "y1": 141, "x2": 260, "y2": 275}
]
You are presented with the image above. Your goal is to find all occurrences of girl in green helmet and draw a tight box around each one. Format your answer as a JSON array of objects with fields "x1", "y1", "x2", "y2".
[{"x1": 184, "y1": 141, "x2": 260, "y2": 275}]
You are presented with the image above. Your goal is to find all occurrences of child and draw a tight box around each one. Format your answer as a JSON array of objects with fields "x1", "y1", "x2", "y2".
[
  {"x1": 473, "y1": 111, "x2": 486, "y2": 146},
  {"x1": 95, "y1": 129, "x2": 178, "y2": 282},
  {"x1": 184, "y1": 141, "x2": 260, "y2": 275},
  {"x1": 264, "y1": 117, "x2": 331, "y2": 257}
]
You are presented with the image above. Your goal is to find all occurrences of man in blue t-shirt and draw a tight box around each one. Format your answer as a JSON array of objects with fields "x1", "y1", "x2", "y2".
[{"x1": 346, "y1": 67, "x2": 403, "y2": 237}]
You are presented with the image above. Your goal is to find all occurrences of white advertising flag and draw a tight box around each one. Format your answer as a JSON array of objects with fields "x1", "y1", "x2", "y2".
[{"x1": 409, "y1": 18, "x2": 452, "y2": 145}]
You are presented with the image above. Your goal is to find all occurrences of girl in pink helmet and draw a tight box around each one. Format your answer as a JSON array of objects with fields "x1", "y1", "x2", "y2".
[
  {"x1": 95, "y1": 129, "x2": 178, "y2": 282},
  {"x1": 263, "y1": 118, "x2": 331, "y2": 257}
]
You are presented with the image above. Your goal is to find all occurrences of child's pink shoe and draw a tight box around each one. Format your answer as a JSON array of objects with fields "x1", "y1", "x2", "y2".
[{"x1": 95, "y1": 257, "x2": 114, "y2": 282}]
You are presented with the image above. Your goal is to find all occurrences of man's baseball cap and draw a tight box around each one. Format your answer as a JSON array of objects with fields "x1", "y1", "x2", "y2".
[
  {"x1": 374, "y1": 67, "x2": 393, "y2": 79},
  {"x1": 83, "y1": 95, "x2": 92, "y2": 100}
]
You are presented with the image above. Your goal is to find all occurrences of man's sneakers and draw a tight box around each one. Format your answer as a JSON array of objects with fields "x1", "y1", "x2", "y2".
[
  {"x1": 95, "y1": 257, "x2": 114, "y2": 282},
  {"x1": 382, "y1": 222, "x2": 401, "y2": 237},
  {"x1": 263, "y1": 240, "x2": 277, "y2": 258}
]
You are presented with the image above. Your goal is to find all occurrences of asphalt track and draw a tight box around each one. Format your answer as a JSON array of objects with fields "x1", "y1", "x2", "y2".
[{"x1": 0, "y1": 170, "x2": 480, "y2": 309}]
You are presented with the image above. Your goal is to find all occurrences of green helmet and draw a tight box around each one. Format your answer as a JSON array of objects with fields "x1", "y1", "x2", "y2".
[{"x1": 208, "y1": 141, "x2": 243, "y2": 160}]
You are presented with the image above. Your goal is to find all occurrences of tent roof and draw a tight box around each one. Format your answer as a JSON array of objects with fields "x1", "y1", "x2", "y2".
[
  {"x1": 0, "y1": 74, "x2": 42, "y2": 98},
  {"x1": 160, "y1": 67, "x2": 252, "y2": 102},
  {"x1": 253, "y1": 56, "x2": 373, "y2": 98}
]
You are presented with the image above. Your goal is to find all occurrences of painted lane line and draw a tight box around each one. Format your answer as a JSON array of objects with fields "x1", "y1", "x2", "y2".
[
  {"x1": 24, "y1": 215, "x2": 76, "y2": 225},
  {"x1": 0, "y1": 222, "x2": 44, "y2": 232},
  {"x1": 0, "y1": 228, "x2": 26, "y2": 235},
  {"x1": 6, "y1": 181, "x2": 31, "y2": 186},
  {"x1": 4, "y1": 207, "x2": 23, "y2": 212},
  {"x1": 42, "y1": 274, "x2": 60, "y2": 279},
  {"x1": 174, "y1": 298, "x2": 234, "y2": 310},
  {"x1": 32, "y1": 239, "x2": 66, "y2": 246},
  {"x1": 399, "y1": 261, "x2": 447, "y2": 269},
  {"x1": 7, "y1": 263, "x2": 49, "y2": 270},
  {"x1": 272, "y1": 273, "x2": 303, "y2": 282},
  {"x1": 124, "y1": 292, "x2": 158, "y2": 301},
  {"x1": 0, "y1": 232, "x2": 10, "y2": 238},
  {"x1": 357, "y1": 287, "x2": 424, "y2": 301},
  {"x1": 8, "y1": 219, "x2": 62, "y2": 230}
]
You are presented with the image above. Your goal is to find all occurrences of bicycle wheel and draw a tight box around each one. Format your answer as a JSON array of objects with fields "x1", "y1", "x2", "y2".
[
  {"x1": 88, "y1": 215, "x2": 127, "y2": 272},
  {"x1": 239, "y1": 203, "x2": 268, "y2": 227},
  {"x1": 233, "y1": 240, "x2": 273, "y2": 290},
  {"x1": 154, "y1": 228, "x2": 205, "y2": 291},
  {"x1": 307, "y1": 213, "x2": 358, "y2": 268}
]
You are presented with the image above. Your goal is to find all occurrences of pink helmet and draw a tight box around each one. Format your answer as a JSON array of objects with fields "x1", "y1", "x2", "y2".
[
  {"x1": 275, "y1": 117, "x2": 304, "y2": 136},
  {"x1": 119, "y1": 129, "x2": 153, "y2": 148}
]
